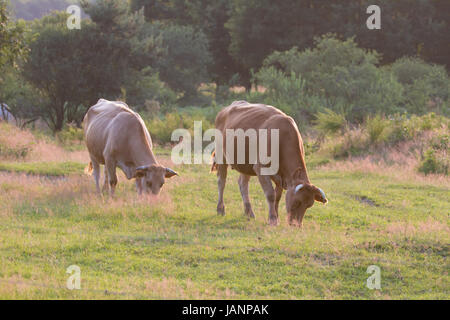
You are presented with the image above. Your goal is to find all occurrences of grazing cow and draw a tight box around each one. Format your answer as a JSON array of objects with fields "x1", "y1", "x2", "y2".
[
  {"x1": 83, "y1": 99, "x2": 178, "y2": 196},
  {"x1": 211, "y1": 101, "x2": 327, "y2": 227}
]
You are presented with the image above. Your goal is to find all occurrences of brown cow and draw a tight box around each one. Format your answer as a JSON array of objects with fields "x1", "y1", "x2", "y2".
[
  {"x1": 212, "y1": 101, "x2": 327, "y2": 227},
  {"x1": 83, "y1": 99, "x2": 177, "y2": 196}
]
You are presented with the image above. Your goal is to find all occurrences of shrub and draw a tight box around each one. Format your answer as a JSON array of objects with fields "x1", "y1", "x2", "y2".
[
  {"x1": 365, "y1": 115, "x2": 390, "y2": 144},
  {"x1": 146, "y1": 111, "x2": 213, "y2": 145},
  {"x1": 390, "y1": 57, "x2": 449, "y2": 115},
  {"x1": 418, "y1": 149, "x2": 448, "y2": 175},
  {"x1": 56, "y1": 124, "x2": 84, "y2": 148},
  {"x1": 313, "y1": 108, "x2": 347, "y2": 136},
  {"x1": 259, "y1": 35, "x2": 404, "y2": 122}
]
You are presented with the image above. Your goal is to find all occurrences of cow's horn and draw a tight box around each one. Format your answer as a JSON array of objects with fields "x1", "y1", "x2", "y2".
[
  {"x1": 136, "y1": 165, "x2": 150, "y2": 171},
  {"x1": 318, "y1": 188, "x2": 327, "y2": 203},
  {"x1": 295, "y1": 184, "x2": 304, "y2": 194},
  {"x1": 165, "y1": 168, "x2": 178, "y2": 176}
]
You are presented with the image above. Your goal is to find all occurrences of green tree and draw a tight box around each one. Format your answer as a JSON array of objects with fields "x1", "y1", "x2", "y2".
[
  {"x1": 256, "y1": 36, "x2": 405, "y2": 122},
  {"x1": 227, "y1": 0, "x2": 449, "y2": 87},
  {"x1": 0, "y1": 0, "x2": 28, "y2": 122},
  {"x1": 131, "y1": 0, "x2": 239, "y2": 87},
  {"x1": 22, "y1": 0, "x2": 157, "y2": 131},
  {"x1": 148, "y1": 22, "x2": 212, "y2": 104}
]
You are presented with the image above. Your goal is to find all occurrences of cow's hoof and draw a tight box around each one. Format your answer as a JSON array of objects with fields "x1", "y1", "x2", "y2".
[
  {"x1": 268, "y1": 218, "x2": 279, "y2": 226},
  {"x1": 246, "y1": 211, "x2": 256, "y2": 220},
  {"x1": 217, "y1": 206, "x2": 226, "y2": 216},
  {"x1": 288, "y1": 220, "x2": 302, "y2": 228},
  {"x1": 244, "y1": 203, "x2": 255, "y2": 219}
]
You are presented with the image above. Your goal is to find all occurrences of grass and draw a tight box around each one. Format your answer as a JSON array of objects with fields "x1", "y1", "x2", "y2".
[
  {"x1": 0, "y1": 153, "x2": 448, "y2": 299},
  {"x1": 0, "y1": 161, "x2": 85, "y2": 176}
]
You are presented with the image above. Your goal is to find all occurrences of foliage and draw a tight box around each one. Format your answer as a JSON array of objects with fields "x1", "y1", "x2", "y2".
[
  {"x1": 9, "y1": 0, "x2": 81, "y2": 20},
  {"x1": 21, "y1": 0, "x2": 159, "y2": 131},
  {"x1": 316, "y1": 112, "x2": 450, "y2": 176},
  {"x1": 313, "y1": 108, "x2": 347, "y2": 136},
  {"x1": 257, "y1": 36, "x2": 449, "y2": 122},
  {"x1": 145, "y1": 110, "x2": 214, "y2": 145},
  {"x1": 0, "y1": 66, "x2": 41, "y2": 127},
  {"x1": 146, "y1": 22, "x2": 212, "y2": 104},
  {"x1": 389, "y1": 57, "x2": 449, "y2": 115},
  {"x1": 56, "y1": 123, "x2": 84, "y2": 147},
  {"x1": 122, "y1": 68, "x2": 178, "y2": 113},
  {"x1": 131, "y1": 0, "x2": 239, "y2": 86},
  {"x1": 227, "y1": 0, "x2": 449, "y2": 84},
  {"x1": 418, "y1": 149, "x2": 448, "y2": 176},
  {"x1": 0, "y1": 0, "x2": 27, "y2": 68}
]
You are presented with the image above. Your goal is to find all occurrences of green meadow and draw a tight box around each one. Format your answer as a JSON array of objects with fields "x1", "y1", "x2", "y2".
[{"x1": 0, "y1": 153, "x2": 448, "y2": 299}]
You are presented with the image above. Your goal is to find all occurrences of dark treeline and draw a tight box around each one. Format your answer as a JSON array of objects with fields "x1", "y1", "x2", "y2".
[{"x1": 0, "y1": 0, "x2": 449, "y2": 133}]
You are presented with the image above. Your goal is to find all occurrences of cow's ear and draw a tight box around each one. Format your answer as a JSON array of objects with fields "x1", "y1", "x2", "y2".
[
  {"x1": 165, "y1": 168, "x2": 178, "y2": 178},
  {"x1": 313, "y1": 186, "x2": 328, "y2": 204}
]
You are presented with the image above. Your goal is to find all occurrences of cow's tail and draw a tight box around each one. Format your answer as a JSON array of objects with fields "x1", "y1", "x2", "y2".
[
  {"x1": 85, "y1": 161, "x2": 93, "y2": 175},
  {"x1": 210, "y1": 150, "x2": 217, "y2": 173}
]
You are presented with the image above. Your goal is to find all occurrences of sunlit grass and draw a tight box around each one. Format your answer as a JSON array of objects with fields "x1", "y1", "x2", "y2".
[
  {"x1": 0, "y1": 162, "x2": 85, "y2": 176},
  {"x1": 0, "y1": 154, "x2": 448, "y2": 299}
]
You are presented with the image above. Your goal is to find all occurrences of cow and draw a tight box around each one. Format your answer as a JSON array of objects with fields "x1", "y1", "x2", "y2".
[
  {"x1": 211, "y1": 101, "x2": 327, "y2": 227},
  {"x1": 83, "y1": 99, "x2": 178, "y2": 196}
]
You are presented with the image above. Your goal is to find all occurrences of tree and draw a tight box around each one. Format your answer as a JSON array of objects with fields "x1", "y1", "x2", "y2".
[
  {"x1": 0, "y1": 0, "x2": 28, "y2": 123},
  {"x1": 145, "y1": 22, "x2": 212, "y2": 104},
  {"x1": 227, "y1": 0, "x2": 449, "y2": 88},
  {"x1": 131, "y1": 0, "x2": 239, "y2": 87},
  {"x1": 256, "y1": 36, "x2": 405, "y2": 122},
  {"x1": 22, "y1": 0, "x2": 158, "y2": 131}
]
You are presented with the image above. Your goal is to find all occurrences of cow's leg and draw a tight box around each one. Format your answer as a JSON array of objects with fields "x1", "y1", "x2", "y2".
[
  {"x1": 102, "y1": 165, "x2": 109, "y2": 193},
  {"x1": 238, "y1": 174, "x2": 255, "y2": 219},
  {"x1": 105, "y1": 157, "x2": 118, "y2": 197},
  {"x1": 274, "y1": 183, "x2": 283, "y2": 216},
  {"x1": 216, "y1": 164, "x2": 227, "y2": 216},
  {"x1": 91, "y1": 160, "x2": 101, "y2": 194},
  {"x1": 135, "y1": 177, "x2": 143, "y2": 195},
  {"x1": 254, "y1": 166, "x2": 278, "y2": 225}
]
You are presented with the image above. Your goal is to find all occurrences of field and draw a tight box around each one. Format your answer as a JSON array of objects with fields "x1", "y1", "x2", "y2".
[{"x1": 0, "y1": 126, "x2": 448, "y2": 300}]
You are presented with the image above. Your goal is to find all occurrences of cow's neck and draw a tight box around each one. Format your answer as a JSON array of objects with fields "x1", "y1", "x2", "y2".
[
  {"x1": 132, "y1": 146, "x2": 158, "y2": 167},
  {"x1": 281, "y1": 141, "x2": 310, "y2": 187},
  {"x1": 283, "y1": 158, "x2": 310, "y2": 185}
]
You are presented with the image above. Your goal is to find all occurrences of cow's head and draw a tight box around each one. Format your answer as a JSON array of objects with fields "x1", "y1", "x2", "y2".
[
  {"x1": 135, "y1": 164, "x2": 178, "y2": 195},
  {"x1": 285, "y1": 182, "x2": 327, "y2": 227}
]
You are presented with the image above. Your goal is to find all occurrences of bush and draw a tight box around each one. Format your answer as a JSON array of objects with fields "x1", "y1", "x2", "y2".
[
  {"x1": 256, "y1": 36, "x2": 449, "y2": 124},
  {"x1": 145, "y1": 111, "x2": 214, "y2": 145},
  {"x1": 365, "y1": 115, "x2": 390, "y2": 144},
  {"x1": 390, "y1": 57, "x2": 449, "y2": 115},
  {"x1": 315, "y1": 113, "x2": 449, "y2": 167},
  {"x1": 418, "y1": 149, "x2": 448, "y2": 175},
  {"x1": 321, "y1": 128, "x2": 369, "y2": 159},
  {"x1": 257, "y1": 35, "x2": 405, "y2": 123},
  {"x1": 124, "y1": 69, "x2": 178, "y2": 113},
  {"x1": 56, "y1": 124, "x2": 84, "y2": 149},
  {"x1": 313, "y1": 108, "x2": 347, "y2": 136}
]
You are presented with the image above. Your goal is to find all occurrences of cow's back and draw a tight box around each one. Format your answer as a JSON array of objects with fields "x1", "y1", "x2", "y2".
[
  {"x1": 83, "y1": 99, "x2": 150, "y2": 164},
  {"x1": 215, "y1": 101, "x2": 303, "y2": 176}
]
